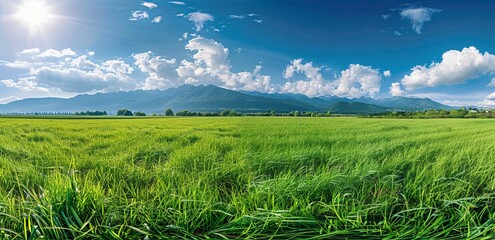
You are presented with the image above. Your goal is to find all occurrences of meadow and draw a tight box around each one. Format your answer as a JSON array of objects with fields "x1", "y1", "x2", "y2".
[{"x1": 1, "y1": 117, "x2": 495, "y2": 239}]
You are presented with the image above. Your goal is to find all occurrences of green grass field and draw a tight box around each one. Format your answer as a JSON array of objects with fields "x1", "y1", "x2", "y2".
[{"x1": 1, "y1": 117, "x2": 495, "y2": 239}]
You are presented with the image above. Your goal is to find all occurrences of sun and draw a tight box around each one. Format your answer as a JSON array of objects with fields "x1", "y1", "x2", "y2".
[{"x1": 15, "y1": 0, "x2": 54, "y2": 34}]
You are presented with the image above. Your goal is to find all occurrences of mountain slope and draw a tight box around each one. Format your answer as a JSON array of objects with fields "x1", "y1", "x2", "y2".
[
  {"x1": 0, "y1": 85, "x2": 314, "y2": 113},
  {"x1": 352, "y1": 96, "x2": 453, "y2": 111},
  {"x1": 328, "y1": 101, "x2": 390, "y2": 114},
  {"x1": 0, "y1": 85, "x2": 454, "y2": 114}
]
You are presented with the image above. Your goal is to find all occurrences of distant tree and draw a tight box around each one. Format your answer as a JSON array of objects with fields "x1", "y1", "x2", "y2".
[
  {"x1": 176, "y1": 110, "x2": 189, "y2": 116},
  {"x1": 220, "y1": 110, "x2": 231, "y2": 116},
  {"x1": 117, "y1": 109, "x2": 133, "y2": 116},
  {"x1": 165, "y1": 108, "x2": 174, "y2": 116},
  {"x1": 75, "y1": 110, "x2": 107, "y2": 116},
  {"x1": 134, "y1": 111, "x2": 146, "y2": 116}
]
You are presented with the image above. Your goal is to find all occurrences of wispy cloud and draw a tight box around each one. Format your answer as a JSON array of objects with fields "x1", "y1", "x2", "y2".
[
  {"x1": 400, "y1": 7, "x2": 441, "y2": 34},
  {"x1": 168, "y1": 1, "x2": 185, "y2": 5},
  {"x1": 141, "y1": 1, "x2": 157, "y2": 9},
  {"x1": 229, "y1": 15, "x2": 245, "y2": 19},
  {"x1": 129, "y1": 11, "x2": 149, "y2": 21},
  {"x1": 152, "y1": 16, "x2": 162, "y2": 23},
  {"x1": 186, "y1": 12, "x2": 214, "y2": 32}
]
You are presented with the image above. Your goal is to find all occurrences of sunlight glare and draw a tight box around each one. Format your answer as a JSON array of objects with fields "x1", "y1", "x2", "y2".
[{"x1": 15, "y1": 0, "x2": 54, "y2": 34}]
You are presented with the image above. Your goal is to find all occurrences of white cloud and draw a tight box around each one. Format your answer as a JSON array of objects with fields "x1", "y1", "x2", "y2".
[
  {"x1": 382, "y1": 14, "x2": 391, "y2": 20},
  {"x1": 254, "y1": 19, "x2": 263, "y2": 24},
  {"x1": 281, "y1": 59, "x2": 381, "y2": 97},
  {"x1": 38, "y1": 48, "x2": 76, "y2": 58},
  {"x1": 383, "y1": 70, "x2": 391, "y2": 77},
  {"x1": 70, "y1": 55, "x2": 99, "y2": 69},
  {"x1": 2, "y1": 49, "x2": 137, "y2": 93},
  {"x1": 29, "y1": 64, "x2": 135, "y2": 93},
  {"x1": 334, "y1": 64, "x2": 381, "y2": 97},
  {"x1": 400, "y1": 7, "x2": 441, "y2": 34},
  {"x1": 176, "y1": 37, "x2": 273, "y2": 92},
  {"x1": 0, "y1": 60, "x2": 34, "y2": 69},
  {"x1": 152, "y1": 16, "x2": 162, "y2": 23},
  {"x1": 478, "y1": 92, "x2": 495, "y2": 107},
  {"x1": 20, "y1": 48, "x2": 40, "y2": 55},
  {"x1": 389, "y1": 82, "x2": 403, "y2": 96},
  {"x1": 186, "y1": 12, "x2": 214, "y2": 32},
  {"x1": 185, "y1": 37, "x2": 230, "y2": 72},
  {"x1": 0, "y1": 96, "x2": 20, "y2": 104},
  {"x1": 484, "y1": 92, "x2": 495, "y2": 100},
  {"x1": 179, "y1": 32, "x2": 189, "y2": 41},
  {"x1": 168, "y1": 1, "x2": 185, "y2": 5},
  {"x1": 229, "y1": 15, "x2": 245, "y2": 19},
  {"x1": 141, "y1": 1, "x2": 157, "y2": 9},
  {"x1": 401, "y1": 46, "x2": 495, "y2": 90},
  {"x1": 129, "y1": 11, "x2": 149, "y2": 21},
  {"x1": 133, "y1": 51, "x2": 178, "y2": 90},
  {"x1": 177, "y1": 13, "x2": 184, "y2": 17},
  {"x1": 1, "y1": 77, "x2": 48, "y2": 92},
  {"x1": 87, "y1": 51, "x2": 95, "y2": 56}
]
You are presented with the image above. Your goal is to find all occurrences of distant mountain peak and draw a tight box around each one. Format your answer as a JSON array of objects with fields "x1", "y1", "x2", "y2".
[{"x1": 0, "y1": 85, "x2": 453, "y2": 114}]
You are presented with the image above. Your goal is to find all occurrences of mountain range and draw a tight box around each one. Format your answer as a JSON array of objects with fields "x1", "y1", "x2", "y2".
[{"x1": 0, "y1": 84, "x2": 454, "y2": 114}]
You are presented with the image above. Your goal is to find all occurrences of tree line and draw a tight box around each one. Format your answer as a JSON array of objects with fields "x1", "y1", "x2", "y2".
[
  {"x1": 114, "y1": 108, "x2": 338, "y2": 117},
  {"x1": 367, "y1": 108, "x2": 495, "y2": 119}
]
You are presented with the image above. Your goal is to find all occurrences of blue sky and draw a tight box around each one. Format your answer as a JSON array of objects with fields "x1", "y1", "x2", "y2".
[{"x1": 1, "y1": 0, "x2": 495, "y2": 106}]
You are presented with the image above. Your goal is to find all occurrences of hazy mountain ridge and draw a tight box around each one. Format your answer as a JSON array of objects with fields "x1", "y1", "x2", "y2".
[{"x1": 0, "y1": 85, "x2": 453, "y2": 114}]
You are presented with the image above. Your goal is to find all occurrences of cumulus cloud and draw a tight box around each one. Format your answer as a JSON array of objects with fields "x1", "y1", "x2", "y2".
[
  {"x1": 129, "y1": 11, "x2": 149, "y2": 21},
  {"x1": 168, "y1": 1, "x2": 185, "y2": 5},
  {"x1": 20, "y1": 48, "x2": 40, "y2": 55},
  {"x1": 185, "y1": 37, "x2": 230, "y2": 72},
  {"x1": 383, "y1": 70, "x2": 391, "y2": 77},
  {"x1": 176, "y1": 37, "x2": 273, "y2": 92},
  {"x1": 1, "y1": 49, "x2": 137, "y2": 93},
  {"x1": 141, "y1": 1, "x2": 157, "y2": 9},
  {"x1": 1, "y1": 77, "x2": 48, "y2": 92},
  {"x1": 186, "y1": 12, "x2": 214, "y2": 32},
  {"x1": 152, "y1": 16, "x2": 162, "y2": 23},
  {"x1": 281, "y1": 59, "x2": 381, "y2": 97},
  {"x1": 132, "y1": 38, "x2": 272, "y2": 92},
  {"x1": 400, "y1": 46, "x2": 495, "y2": 90},
  {"x1": 400, "y1": 7, "x2": 441, "y2": 34},
  {"x1": 389, "y1": 82, "x2": 403, "y2": 96},
  {"x1": 133, "y1": 51, "x2": 178, "y2": 89},
  {"x1": 0, "y1": 60, "x2": 35, "y2": 69},
  {"x1": 70, "y1": 55, "x2": 99, "y2": 69},
  {"x1": 38, "y1": 48, "x2": 76, "y2": 58},
  {"x1": 478, "y1": 92, "x2": 495, "y2": 107}
]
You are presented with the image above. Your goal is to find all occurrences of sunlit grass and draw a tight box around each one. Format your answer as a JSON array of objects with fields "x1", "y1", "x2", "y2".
[{"x1": 1, "y1": 117, "x2": 495, "y2": 239}]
